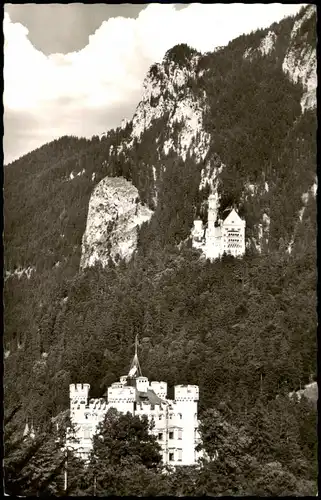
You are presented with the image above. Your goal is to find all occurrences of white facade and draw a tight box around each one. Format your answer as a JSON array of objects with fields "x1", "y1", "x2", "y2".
[
  {"x1": 192, "y1": 194, "x2": 246, "y2": 260},
  {"x1": 68, "y1": 360, "x2": 201, "y2": 466}
]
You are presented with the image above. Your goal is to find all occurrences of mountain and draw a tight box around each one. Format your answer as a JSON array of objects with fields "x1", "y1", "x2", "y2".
[{"x1": 4, "y1": 6, "x2": 317, "y2": 482}]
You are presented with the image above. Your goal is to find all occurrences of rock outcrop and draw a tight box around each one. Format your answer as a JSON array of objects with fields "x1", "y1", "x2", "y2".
[{"x1": 80, "y1": 177, "x2": 153, "y2": 268}]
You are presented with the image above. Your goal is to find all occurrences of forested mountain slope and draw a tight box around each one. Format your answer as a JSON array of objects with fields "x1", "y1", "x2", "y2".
[{"x1": 4, "y1": 6, "x2": 317, "y2": 491}]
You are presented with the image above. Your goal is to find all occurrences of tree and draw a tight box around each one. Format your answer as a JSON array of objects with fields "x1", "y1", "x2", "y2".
[
  {"x1": 83, "y1": 408, "x2": 163, "y2": 495},
  {"x1": 196, "y1": 408, "x2": 257, "y2": 495},
  {"x1": 4, "y1": 405, "x2": 84, "y2": 496}
]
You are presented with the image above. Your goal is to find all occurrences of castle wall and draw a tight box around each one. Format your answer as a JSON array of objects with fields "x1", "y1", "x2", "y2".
[
  {"x1": 69, "y1": 381, "x2": 200, "y2": 467},
  {"x1": 222, "y1": 216, "x2": 246, "y2": 257}
]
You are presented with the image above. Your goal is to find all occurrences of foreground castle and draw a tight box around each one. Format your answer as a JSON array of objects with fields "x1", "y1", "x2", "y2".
[
  {"x1": 68, "y1": 339, "x2": 201, "y2": 466},
  {"x1": 192, "y1": 193, "x2": 246, "y2": 260}
]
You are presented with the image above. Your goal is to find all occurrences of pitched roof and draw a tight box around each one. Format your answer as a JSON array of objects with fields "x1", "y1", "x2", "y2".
[
  {"x1": 136, "y1": 389, "x2": 164, "y2": 405},
  {"x1": 223, "y1": 208, "x2": 243, "y2": 225}
]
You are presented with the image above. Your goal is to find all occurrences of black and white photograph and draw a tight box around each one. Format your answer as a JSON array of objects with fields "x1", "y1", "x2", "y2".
[{"x1": 3, "y1": 2, "x2": 317, "y2": 496}]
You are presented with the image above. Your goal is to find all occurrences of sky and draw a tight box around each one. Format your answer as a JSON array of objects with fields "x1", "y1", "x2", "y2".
[{"x1": 4, "y1": 3, "x2": 304, "y2": 165}]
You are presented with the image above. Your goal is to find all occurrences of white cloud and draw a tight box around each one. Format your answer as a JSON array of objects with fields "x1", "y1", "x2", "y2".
[{"x1": 4, "y1": 3, "x2": 304, "y2": 164}]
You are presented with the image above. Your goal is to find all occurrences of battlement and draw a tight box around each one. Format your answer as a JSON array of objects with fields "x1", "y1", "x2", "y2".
[
  {"x1": 88, "y1": 398, "x2": 108, "y2": 411},
  {"x1": 70, "y1": 383, "x2": 90, "y2": 403},
  {"x1": 111, "y1": 382, "x2": 124, "y2": 389},
  {"x1": 107, "y1": 384, "x2": 136, "y2": 403},
  {"x1": 174, "y1": 385, "x2": 199, "y2": 402},
  {"x1": 136, "y1": 376, "x2": 149, "y2": 393},
  {"x1": 136, "y1": 402, "x2": 158, "y2": 414},
  {"x1": 150, "y1": 381, "x2": 167, "y2": 399}
]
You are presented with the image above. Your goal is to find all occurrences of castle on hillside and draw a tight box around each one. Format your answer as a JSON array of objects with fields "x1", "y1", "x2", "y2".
[
  {"x1": 192, "y1": 193, "x2": 246, "y2": 260},
  {"x1": 67, "y1": 337, "x2": 201, "y2": 466}
]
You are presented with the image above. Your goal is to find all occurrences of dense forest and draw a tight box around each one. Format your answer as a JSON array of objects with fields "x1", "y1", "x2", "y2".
[{"x1": 4, "y1": 5, "x2": 317, "y2": 496}]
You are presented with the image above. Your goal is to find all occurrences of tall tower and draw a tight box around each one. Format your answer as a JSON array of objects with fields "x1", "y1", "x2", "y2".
[
  {"x1": 174, "y1": 385, "x2": 200, "y2": 465},
  {"x1": 207, "y1": 193, "x2": 218, "y2": 233},
  {"x1": 206, "y1": 193, "x2": 222, "y2": 258}
]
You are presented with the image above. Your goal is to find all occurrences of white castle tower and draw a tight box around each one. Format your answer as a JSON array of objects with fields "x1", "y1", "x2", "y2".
[
  {"x1": 192, "y1": 193, "x2": 246, "y2": 260},
  {"x1": 206, "y1": 193, "x2": 223, "y2": 259},
  {"x1": 67, "y1": 336, "x2": 201, "y2": 466}
]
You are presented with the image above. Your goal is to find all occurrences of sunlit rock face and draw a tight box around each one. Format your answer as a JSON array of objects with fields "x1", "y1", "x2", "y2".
[
  {"x1": 282, "y1": 5, "x2": 316, "y2": 113},
  {"x1": 129, "y1": 53, "x2": 211, "y2": 163},
  {"x1": 80, "y1": 177, "x2": 153, "y2": 268}
]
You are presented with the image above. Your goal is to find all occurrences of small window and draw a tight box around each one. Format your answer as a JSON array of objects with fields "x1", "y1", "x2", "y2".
[
  {"x1": 178, "y1": 413, "x2": 182, "y2": 419},
  {"x1": 178, "y1": 429, "x2": 182, "y2": 440},
  {"x1": 158, "y1": 433, "x2": 163, "y2": 441},
  {"x1": 169, "y1": 452, "x2": 174, "y2": 462},
  {"x1": 159, "y1": 414, "x2": 163, "y2": 420},
  {"x1": 169, "y1": 431, "x2": 174, "y2": 440}
]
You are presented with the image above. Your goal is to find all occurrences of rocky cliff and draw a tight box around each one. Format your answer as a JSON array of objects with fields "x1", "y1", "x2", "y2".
[{"x1": 80, "y1": 177, "x2": 153, "y2": 268}]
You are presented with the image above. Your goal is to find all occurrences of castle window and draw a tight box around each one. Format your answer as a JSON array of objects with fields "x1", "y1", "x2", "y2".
[
  {"x1": 178, "y1": 429, "x2": 183, "y2": 440},
  {"x1": 158, "y1": 433, "x2": 163, "y2": 441},
  {"x1": 169, "y1": 452, "x2": 175, "y2": 462},
  {"x1": 178, "y1": 413, "x2": 182, "y2": 419},
  {"x1": 178, "y1": 449, "x2": 183, "y2": 461},
  {"x1": 169, "y1": 431, "x2": 174, "y2": 440},
  {"x1": 159, "y1": 414, "x2": 163, "y2": 420}
]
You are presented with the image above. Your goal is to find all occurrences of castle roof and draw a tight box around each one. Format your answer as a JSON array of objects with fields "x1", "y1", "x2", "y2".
[
  {"x1": 136, "y1": 388, "x2": 164, "y2": 405},
  {"x1": 128, "y1": 334, "x2": 142, "y2": 378},
  {"x1": 223, "y1": 208, "x2": 243, "y2": 225}
]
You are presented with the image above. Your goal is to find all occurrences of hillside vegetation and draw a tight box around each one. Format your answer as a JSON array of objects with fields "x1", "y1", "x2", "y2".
[{"x1": 4, "y1": 5, "x2": 317, "y2": 496}]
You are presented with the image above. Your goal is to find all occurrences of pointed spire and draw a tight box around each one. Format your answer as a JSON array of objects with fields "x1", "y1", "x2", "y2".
[
  {"x1": 23, "y1": 421, "x2": 29, "y2": 437},
  {"x1": 128, "y1": 334, "x2": 142, "y2": 378},
  {"x1": 29, "y1": 420, "x2": 35, "y2": 440}
]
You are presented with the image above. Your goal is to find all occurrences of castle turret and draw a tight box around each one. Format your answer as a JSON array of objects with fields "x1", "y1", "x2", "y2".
[
  {"x1": 107, "y1": 384, "x2": 136, "y2": 414},
  {"x1": 205, "y1": 193, "x2": 222, "y2": 258},
  {"x1": 174, "y1": 385, "x2": 200, "y2": 465},
  {"x1": 150, "y1": 381, "x2": 167, "y2": 399},
  {"x1": 174, "y1": 385, "x2": 199, "y2": 402},
  {"x1": 192, "y1": 219, "x2": 204, "y2": 242},
  {"x1": 134, "y1": 376, "x2": 148, "y2": 393},
  {"x1": 70, "y1": 383, "x2": 90, "y2": 405}
]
